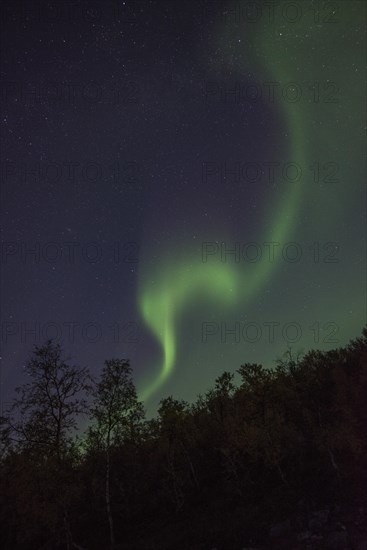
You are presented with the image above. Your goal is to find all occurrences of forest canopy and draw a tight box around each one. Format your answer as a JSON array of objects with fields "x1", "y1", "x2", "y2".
[{"x1": 1, "y1": 330, "x2": 366, "y2": 550}]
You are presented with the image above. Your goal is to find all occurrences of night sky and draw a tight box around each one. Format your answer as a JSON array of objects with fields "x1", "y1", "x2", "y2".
[{"x1": 1, "y1": 0, "x2": 366, "y2": 415}]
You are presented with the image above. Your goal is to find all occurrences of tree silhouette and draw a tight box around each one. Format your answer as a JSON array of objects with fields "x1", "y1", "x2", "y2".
[
  {"x1": 3, "y1": 340, "x2": 90, "y2": 549},
  {"x1": 87, "y1": 358, "x2": 144, "y2": 548},
  {"x1": 7, "y1": 340, "x2": 90, "y2": 456}
]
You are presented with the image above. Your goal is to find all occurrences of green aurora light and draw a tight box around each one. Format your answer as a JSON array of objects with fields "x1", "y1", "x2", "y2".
[{"x1": 137, "y1": 4, "x2": 364, "y2": 403}]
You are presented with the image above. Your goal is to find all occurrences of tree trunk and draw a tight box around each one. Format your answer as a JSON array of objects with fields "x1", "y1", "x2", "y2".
[
  {"x1": 180, "y1": 441, "x2": 200, "y2": 489},
  {"x1": 106, "y1": 436, "x2": 115, "y2": 548},
  {"x1": 63, "y1": 509, "x2": 72, "y2": 550}
]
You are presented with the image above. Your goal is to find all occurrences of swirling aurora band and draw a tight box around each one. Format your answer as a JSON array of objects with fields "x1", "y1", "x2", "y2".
[
  {"x1": 137, "y1": 4, "x2": 362, "y2": 402},
  {"x1": 138, "y1": 27, "x2": 307, "y2": 403}
]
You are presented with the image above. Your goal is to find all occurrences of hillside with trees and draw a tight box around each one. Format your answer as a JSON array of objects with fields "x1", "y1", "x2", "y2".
[{"x1": 1, "y1": 330, "x2": 366, "y2": 550}]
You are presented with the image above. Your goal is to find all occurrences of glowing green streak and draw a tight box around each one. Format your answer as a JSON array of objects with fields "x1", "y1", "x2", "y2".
[
  {"x1": 138, "y1": 24, "x2": 308, "y2": 402},
  {"x1": 139, "y1": 262, "x2": 238, "y2": 401}
]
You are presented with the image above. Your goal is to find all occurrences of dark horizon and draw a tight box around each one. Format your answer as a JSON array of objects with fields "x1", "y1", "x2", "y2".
[{"x1": 1, "y1": 330, "x2": 367, "y2": 549}]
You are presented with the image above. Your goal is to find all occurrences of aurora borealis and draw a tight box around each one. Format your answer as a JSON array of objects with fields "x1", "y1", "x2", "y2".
[
  {"x1": 1, "y1": 0, "x2": 365, "y2": 414},
  {"x1": 137, "y1": 1, "x2": 365, "y2": 406}
]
